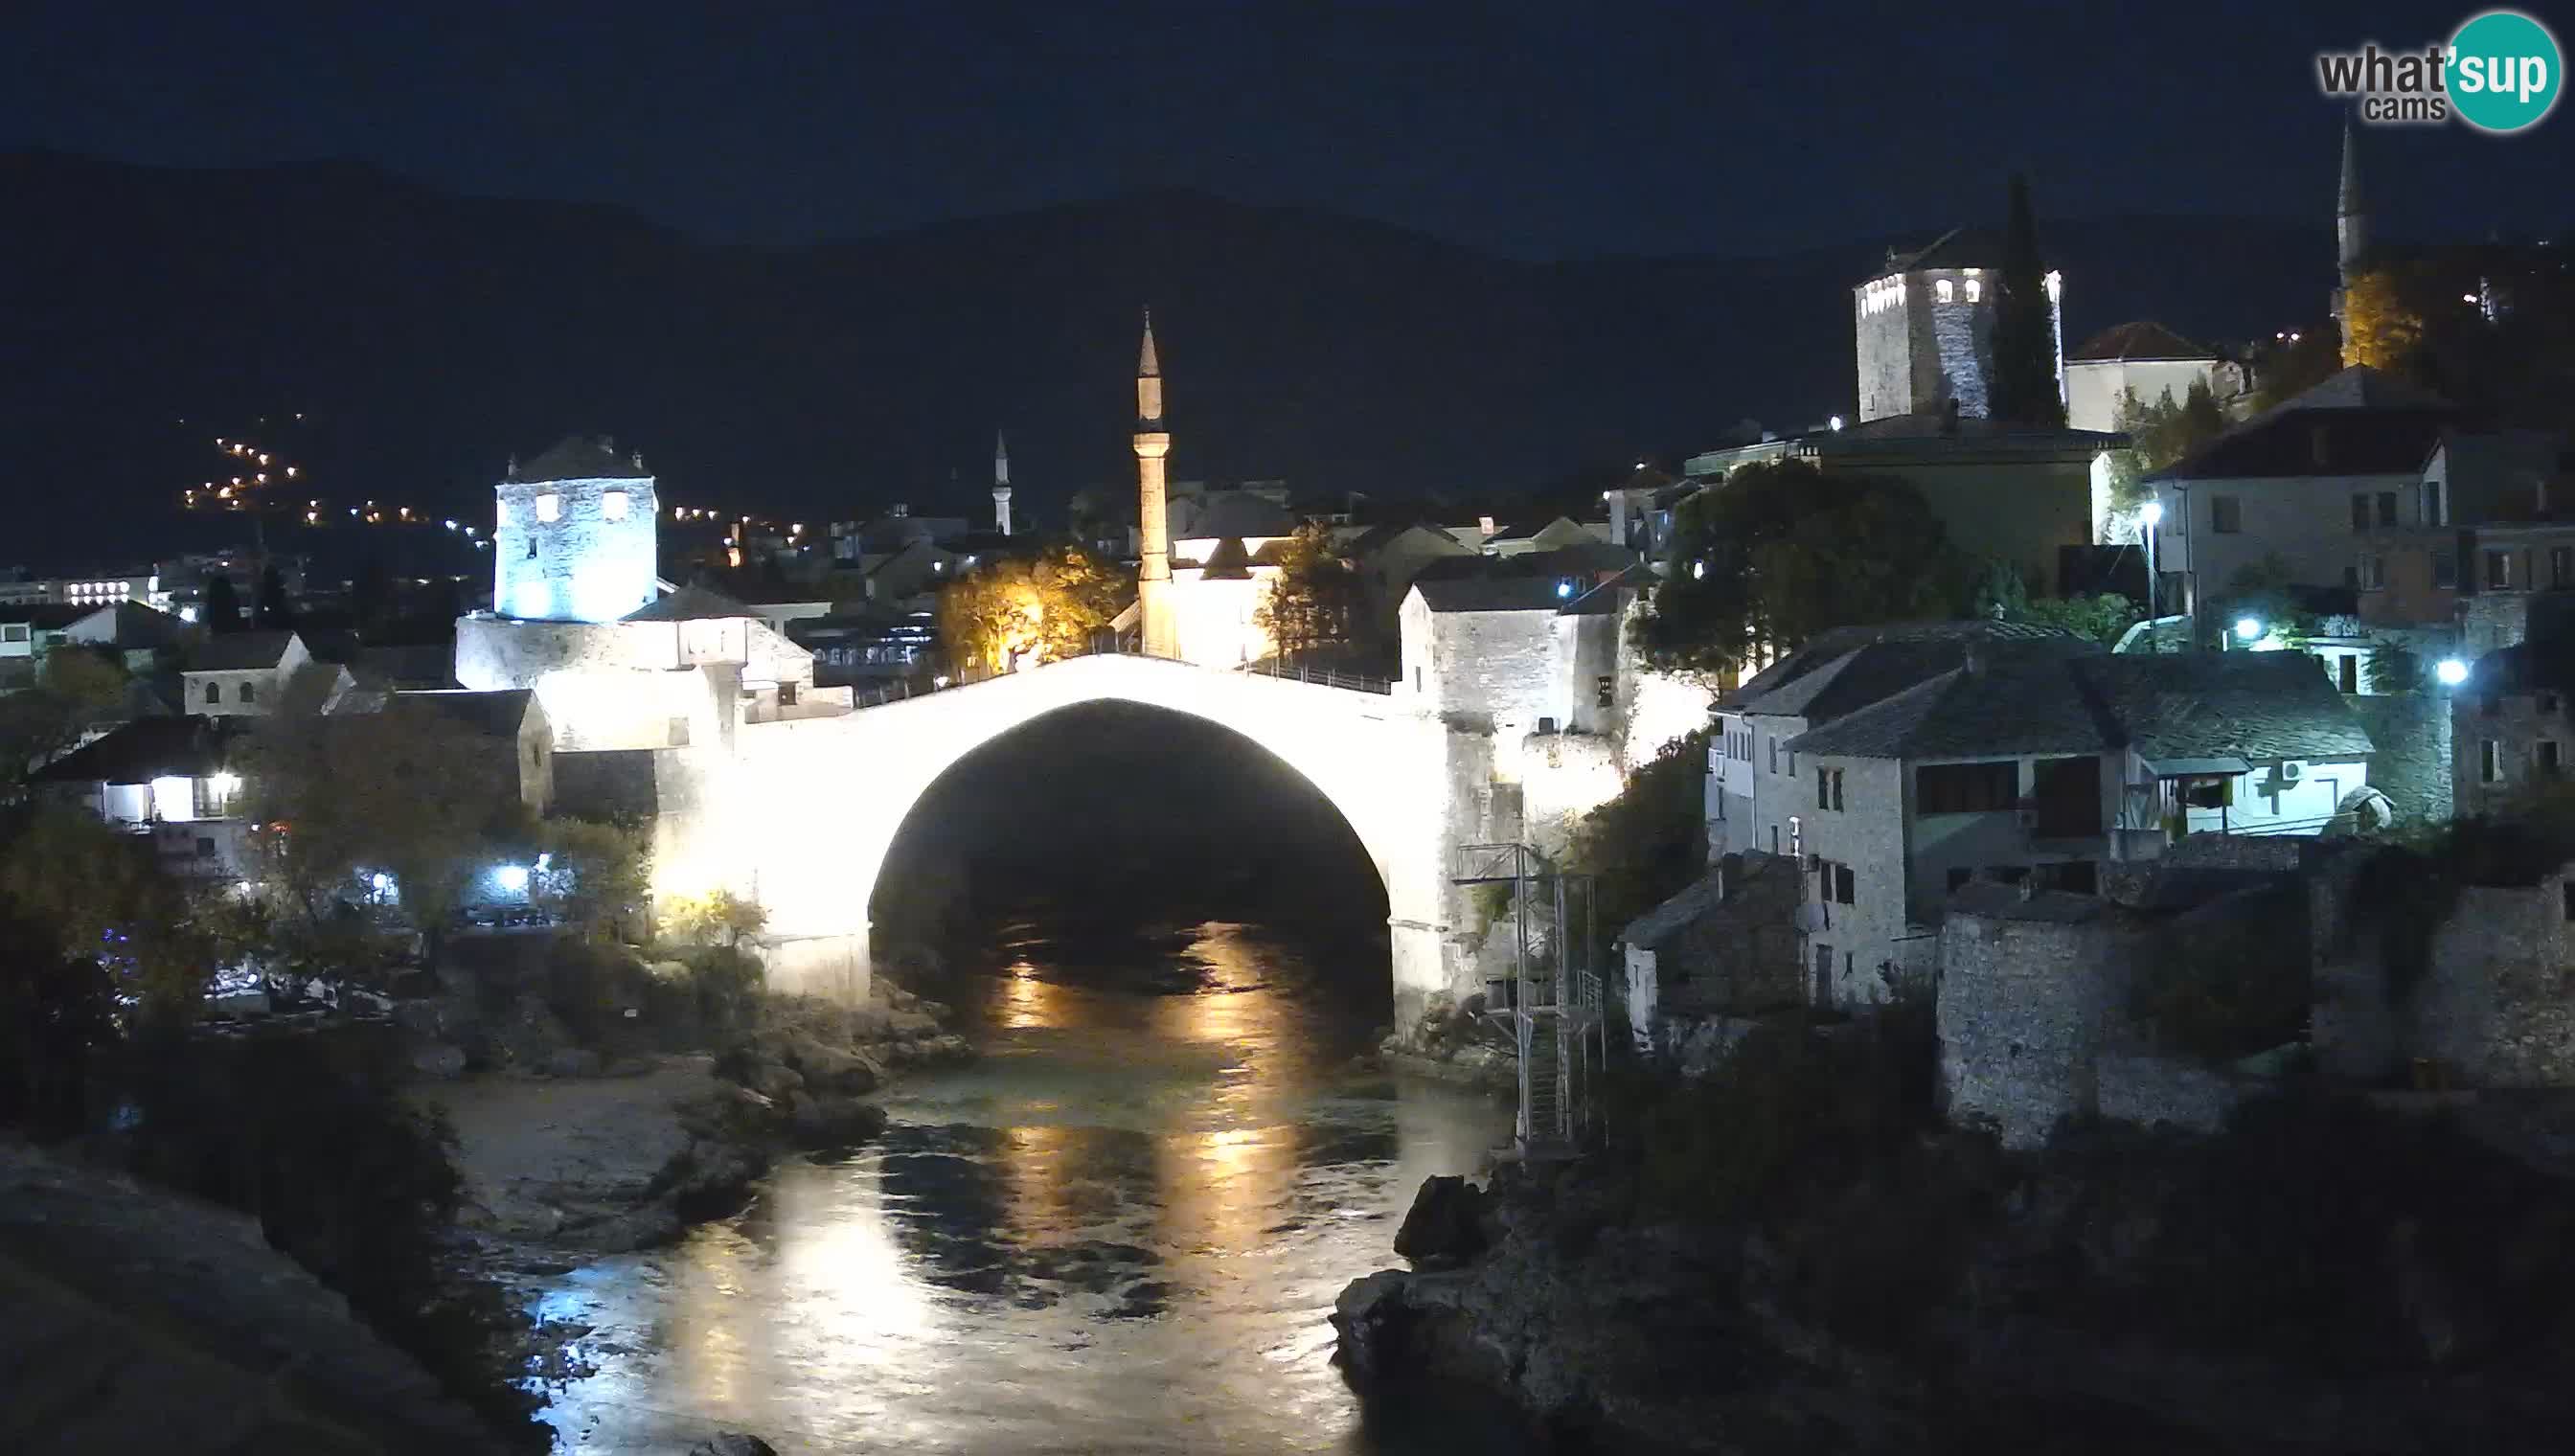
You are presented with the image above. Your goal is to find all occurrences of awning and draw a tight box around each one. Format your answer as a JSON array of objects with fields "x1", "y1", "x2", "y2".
[{"x1": 2141, "y1": 756, "x2": 2250, "y2": 778}]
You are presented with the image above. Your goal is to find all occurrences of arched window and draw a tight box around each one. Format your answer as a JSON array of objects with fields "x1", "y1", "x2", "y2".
[
  {"x1": 1936, "y1": 279, "x2": 1954, "y2": 303},
  {"x1": 1965, "y1": 278, "x2": 1983, "y2": 304},
  {"x1": 239, "y1": 682, "x2": 255, "y2": 704},
  {"x1": 205, "y1": 681, "x2": 221, "y2": 704}
]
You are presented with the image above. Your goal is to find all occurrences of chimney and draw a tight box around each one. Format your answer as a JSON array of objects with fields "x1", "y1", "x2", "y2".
[
  {"x1": 892, "y1": 503, "x2": 909, "y2": 519},
  {"x1": 1941, "y1": 397, "x2": 1962, "y2": 436},
  {"x1": 602, "y1": 434, "x2": 615, "y2": 456}
]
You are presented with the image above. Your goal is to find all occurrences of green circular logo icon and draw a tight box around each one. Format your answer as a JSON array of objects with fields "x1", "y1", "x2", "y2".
[{"x1": 2449, "y1": 10, "x2": 2562, "y2": 132}]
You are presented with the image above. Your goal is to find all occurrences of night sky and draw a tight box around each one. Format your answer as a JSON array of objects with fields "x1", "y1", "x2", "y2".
[{"x1": 9, "y1": 0, "x2": 2571, "y2": 259}]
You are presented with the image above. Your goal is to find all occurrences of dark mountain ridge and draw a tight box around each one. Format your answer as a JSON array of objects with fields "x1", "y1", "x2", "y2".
[{"x1": 2, "y1": 150, "x2": 2332, "y2": 565}]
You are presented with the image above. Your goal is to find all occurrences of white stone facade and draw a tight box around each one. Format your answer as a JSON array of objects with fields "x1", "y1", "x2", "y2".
[
  {"x1": 1854, "y1": 265, "x2": 2062, "y2": 423},
  {"x1": 494, "y1": 472, "x2": 660, "y2": 624}
]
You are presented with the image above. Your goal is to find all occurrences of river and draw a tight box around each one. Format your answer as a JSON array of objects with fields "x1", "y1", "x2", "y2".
[{"x1": 525, "y1": 915, "x2": 1528, "y2": 1454}]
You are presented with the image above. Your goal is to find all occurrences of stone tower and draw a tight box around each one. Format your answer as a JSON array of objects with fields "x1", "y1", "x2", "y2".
[
  {"x1": 2333, "y1": 117, "x2": 2370, "y2": 336},
  {"x1": 991, "y1": 429, "x2": 1014, "y2": 536},
  {"x1": 492, "y1": 434, "x2": 658, "y2": 623},
  {"x1": 1133, "y1": 309, "x2": 1177, "y2": 658}
]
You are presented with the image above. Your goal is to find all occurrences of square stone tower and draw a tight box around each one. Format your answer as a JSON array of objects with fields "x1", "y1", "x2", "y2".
[
  {"x1": 1853, "y1": 231, "x2": 2062, "y2": 423},
  {"x1": 494, "y1": 435, "x2": 660, "y2": 623}
]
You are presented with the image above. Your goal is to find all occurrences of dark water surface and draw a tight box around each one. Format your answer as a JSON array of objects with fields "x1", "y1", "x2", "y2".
[{"x1": 530, "y1": 918, "x2": 1527, "y2": 1454}]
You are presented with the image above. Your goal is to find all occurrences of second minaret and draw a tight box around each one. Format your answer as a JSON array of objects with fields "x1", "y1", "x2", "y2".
[{"x1": 1133, "y1": 308, "x2": 1177, "y2": 659}]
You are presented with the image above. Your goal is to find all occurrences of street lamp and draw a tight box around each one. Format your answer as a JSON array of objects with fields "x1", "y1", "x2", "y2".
[
  {"x1": 2435, "y1": 657, "x2": 2469, "y2": 687},
  {"x1": 2234, "y1": 616, "x2": 2264, "y2": 644}
]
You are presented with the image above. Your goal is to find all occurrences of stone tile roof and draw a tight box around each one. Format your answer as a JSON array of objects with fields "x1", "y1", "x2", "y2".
[
  {"x1": 35, "y1": 715, "x2": 244, "y2": 785},
  {"x1": 184, "y1": 629, "x2": 299, "y2": 673},
  {"x1": 2151, "y1": 366, "x2": 2454, "y2": 482},
  {"x1": 2070, "y1": 321, "x2": 2217, "y2": 363},
  {"x1": 625, "y1": 585, "x2": 754, "y2": 622},
  {"x1": 1720, "y1": 620, "x2": 2094, "y2": 715},
  {"x1": 516, "y1": 434, "x2": 646, "y2": 482},
  {"x1": 389, "y1": 688, "x2": 538, "y2": 740},
  {"x1": 1787, "y1": 650, "x2": 2374, "y2": 763},
  {"x1": 0, "y1": 603, "x2": 89, "y2": 630},
  {"x1": 1413, "y1": 577, "x2": 1569, "y2": 613}
]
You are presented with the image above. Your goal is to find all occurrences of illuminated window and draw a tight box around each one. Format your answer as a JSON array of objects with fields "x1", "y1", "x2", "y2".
[
  {"x1": 496, "y1": 501, "x2": 510, "y2": 527},
  {"x1": 536, "y1": 493, "x2": 561, "y2": 523},
  {"x1": 1965, "y1": 279, "x2": 1982, "y2": 303},
  {"x1": 603, "y1": 489, "x2": 629, "y2": 521},
  {"x1": 1936, "y1": 279, "x2": 1954, "y2": 303}
]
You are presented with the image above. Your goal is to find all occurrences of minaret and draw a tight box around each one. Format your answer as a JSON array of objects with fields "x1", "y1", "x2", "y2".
[
  {"x1": 1133, "y1": 308, "x2": 1178, "y2": 659},
  {"x1": 991, "y1": 429, "x2": 1014, "y2": 536},
  {"x1": 2333, "y1": 117, "x2": 2369, "y2": 335}
]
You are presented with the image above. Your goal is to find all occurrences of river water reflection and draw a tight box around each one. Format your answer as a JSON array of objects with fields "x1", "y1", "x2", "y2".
[{"x1": 532, "y1": 919, "x2": 1526, "y2": 1454}]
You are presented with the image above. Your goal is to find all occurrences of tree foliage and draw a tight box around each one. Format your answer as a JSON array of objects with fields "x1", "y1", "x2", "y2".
[
  {"x1": 0, "y1": 806, "x2": 257, "y2": 1012},
  {"x1": 2251, "y1": 327, "x2": 2344, "y2": 412},
  {"x1": 1639, "y1": 462, "x2": 1961, "y2": 675},
  {"x1": 936, "y1": 542, "x2": 1127, "y2": 675},
  {"x1": 201, "y1": 575, "x2": 245, "y2": 634},
  {"x1": 239, "y1": 683, "x2": 521, "y2": 945},
  {"x1": 2340, "y1": 266, "x2": 2426, "y2": 374},
  {"x1": 659, "y1": 888, "x2": 767, "y2": 947},
  {"x1": 534, "y1": 817, "x2": 652, "y2": 935},
  {"x1": 1253, "y1": 522, "x2": 1366, "y2": 665},
  {"x1": 1990, "y1": 172, "x2": 2065, "y2": 427},
  {"x1": 2101, "y1": 377, "x2": 2229, "y2": 532},
  {"x1": 0, "y1": 648, "x2": 130, "y2": 801},
  {"x1": 254, "y1": 563, "x2": 294, "y2": 629},
  {"x1": 2365, "y1": 638, "x2": 2425, "y2": 694},
  {"x1": 1970, "y1": 560, "x2": 2142, "y2": 646},
  {"x1": 1565, "y1": 730, "x2": 1711, "y2": 946}
]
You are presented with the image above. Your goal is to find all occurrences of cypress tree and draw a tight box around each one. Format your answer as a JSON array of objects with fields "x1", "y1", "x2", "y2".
[{"x1": 1992, "y1": 173, "x2": 2064, "y2": 427}]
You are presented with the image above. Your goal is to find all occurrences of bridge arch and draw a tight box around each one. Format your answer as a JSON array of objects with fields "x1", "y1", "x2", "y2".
[{"x1": 680, "y1": 655, "x2": 1470, "y2": 1028}]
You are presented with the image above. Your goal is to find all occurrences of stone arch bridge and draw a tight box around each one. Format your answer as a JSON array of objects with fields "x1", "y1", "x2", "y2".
[{"x1": 671, "y1": 653, "x2": 1495, "y2": 1033}]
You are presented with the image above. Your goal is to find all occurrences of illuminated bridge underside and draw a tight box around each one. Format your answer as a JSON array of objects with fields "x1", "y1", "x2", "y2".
[{"x1": 693, "y1": 654, "x2": 1492, "y2": 1031}]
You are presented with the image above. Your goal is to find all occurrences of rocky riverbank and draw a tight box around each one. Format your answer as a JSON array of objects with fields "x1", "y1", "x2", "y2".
[
  {"x1": 1334, "y1": 1057, "x2": 2575, "y2": 1453},
  {"x1": 422, "y1": 977, "x2": 973, "y2": 1258}
]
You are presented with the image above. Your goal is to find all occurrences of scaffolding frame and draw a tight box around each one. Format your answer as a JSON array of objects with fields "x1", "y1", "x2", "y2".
[{"x1": 1453, "y1": 842, "x2": 1607, "y2": 1157}]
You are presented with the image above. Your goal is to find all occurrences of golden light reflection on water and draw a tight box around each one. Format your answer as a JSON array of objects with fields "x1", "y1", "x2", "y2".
[{"x1": 980, "y1": 923, "x2": 1317, "y2": 1260}]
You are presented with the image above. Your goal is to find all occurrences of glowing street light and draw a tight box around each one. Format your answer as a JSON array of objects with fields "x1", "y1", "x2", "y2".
[
  {"x1": 2435, "y1": 657, "x2": 2470, "y2": 687},
  {"x1": 2234, "y1": 617, "x2": 2264, "y2": 643},
  {"x1": 493, "y1": 864, "x2": 530, "y2": 893}
]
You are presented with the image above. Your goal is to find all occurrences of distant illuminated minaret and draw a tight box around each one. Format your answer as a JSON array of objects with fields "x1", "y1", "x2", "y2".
[
  {"x1": 1133, "y1": 308, "x2": 1177, "y2": 658},
  {"x1": 2333, "y1": 117, "x2": 2370, "y2": 345},
  {"x1": 991, "y1": 429, "x2": 1014, "y2": 536}
]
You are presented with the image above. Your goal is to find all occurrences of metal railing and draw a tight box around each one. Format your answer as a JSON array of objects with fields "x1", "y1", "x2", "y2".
[
  {"x1": 842, "y1": 640, "x2": 1391, "y2": 711},
  {"x1": 1235, "y1": 659, "x2": 1393, "y2": 694}
]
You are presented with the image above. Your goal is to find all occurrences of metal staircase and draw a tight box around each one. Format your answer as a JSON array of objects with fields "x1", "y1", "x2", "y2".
[{"x1": 1453, "y1": 843, "x2": 1606, "y2": 1157}]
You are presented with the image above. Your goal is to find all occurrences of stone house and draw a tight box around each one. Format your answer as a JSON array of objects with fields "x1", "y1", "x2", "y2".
[
  {"x1": 2062, "y1": 321, "x2": 2231, "y2": 436},
  {"x1": 2353, "y1": 429, "x2": 2572, "y2": 632},
  {"x1": 1479, "y1": 516, "x2": 1602, "y2": 557},
  {"x1": 34, "y1": 716, "x2": 257, "y2": 880},
  {"x1": 381, "y1": 689, "x2": 555, "y2": 815},
  {"x1": 1787, "y1": 649, "x2": 2374, "y2": 1008},
  {"x1": 492, "y1": 435, "x2": 660, "y2": 625},
  {"x1": 1342, "y1": 522, "x2": 1474, "y2": 642},
  {"x1": 2147, "y1": 366, "x2": 2454, "y2": 619},
  {"x1": 1618, "y1": 850, "x2": 1804, "y2": 1072},
  {"x1": 2452, "y1": 635, "x2": 2573, "y2": 817},
  {"x1": 180, "y1": 630, "x2": 317, "y2": 716},
  {"x1": 1708, "y1": 621, "x2": 2098, "y2": 865}
]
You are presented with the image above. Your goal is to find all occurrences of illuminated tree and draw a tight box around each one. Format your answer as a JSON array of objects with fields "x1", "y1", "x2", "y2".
[
  {"x1": 1254, "y1": 523, "x2": 1364, "y2": 665},
  {"x1": 2340, "y1": 267, "x2": 2426, "y2": 373},
  {"x1": 659, "y1": 888, "x2": 767, "y2": 947},
  {"x1": 936, "y1": 543, "x2": 1127, "y2": 675}
]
